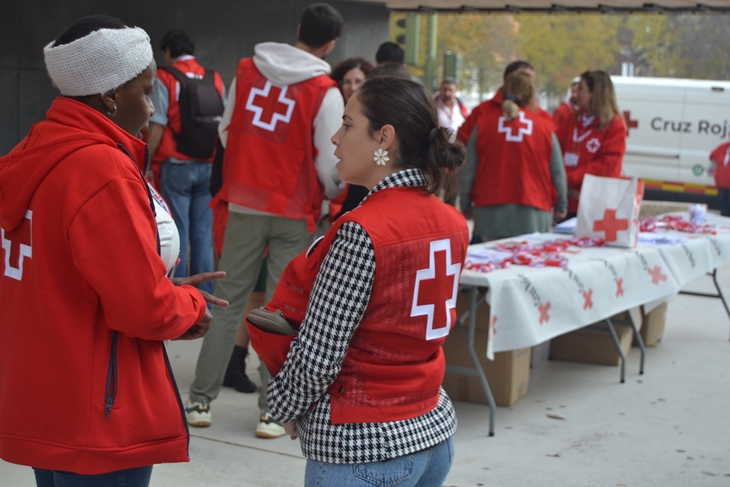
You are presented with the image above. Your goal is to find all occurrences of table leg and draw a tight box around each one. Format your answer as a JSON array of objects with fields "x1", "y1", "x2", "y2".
[
  {"x1": 625, "y1": 311, "x2": 645, "y2": 375},
  {"x1": 604, "y1": 318, "x2": 626, "y2": 383},
  {"x1": 679, "y1": 269, "x2": 730, "y2": 341}
]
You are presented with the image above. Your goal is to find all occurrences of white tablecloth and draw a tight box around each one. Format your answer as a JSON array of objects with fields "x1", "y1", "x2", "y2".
[{"x1": 460, "y1": 213, "x2": 730, "y2": 359}]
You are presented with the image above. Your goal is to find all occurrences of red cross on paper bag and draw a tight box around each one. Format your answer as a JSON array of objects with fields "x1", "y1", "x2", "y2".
[
  {"x1": 582, "y1": 288, "x2": 593, "y2": 310},
  {"x1": 594, "y1": 209, "x2": 629, "y2": 242},
  {"x1": 245, "y1": 80, "x2": 296, "y2": 132},
  {"x1": 622, "y1": 111, "x2": 638, "y2": 136},
  {"x1": 648, "y1": 265, "x2": 667, "y2": 285},
  {"x1": 412, "y1": 239, "x2": 461, "y2": 341},
  {"x1": 616, "y1": 278, "x2": 624, "y2": 297},
  {"x1": 1, "y1": 210, "x2": 33, "y2": 281},
  {"x1": 538, "y1": 301, "x2": 551, "y2": 324}
]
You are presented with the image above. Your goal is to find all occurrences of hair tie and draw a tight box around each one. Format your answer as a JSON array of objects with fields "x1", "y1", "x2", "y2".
[{"x1": 504, "y1": 94, "x2": 519, "y2": 103}]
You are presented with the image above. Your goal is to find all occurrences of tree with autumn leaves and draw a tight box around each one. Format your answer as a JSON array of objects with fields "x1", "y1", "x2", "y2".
[{"x1": 391, "y1": 13, "x2": 730, "y2": 100}]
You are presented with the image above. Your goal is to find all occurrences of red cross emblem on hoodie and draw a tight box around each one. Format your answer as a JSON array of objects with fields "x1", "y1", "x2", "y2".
[
  {"x1": 412, "y1": 239, "x2": 461, "y2": 341},
  {"x1": 245, "y1": 80, "x2": 296, "y2": 132},
  {"x1": 594, "y1": 209, "x2": 629, "y2": 242},
  {"x1": 1, "y1": 210, "x2": 33, "y2": 281}
]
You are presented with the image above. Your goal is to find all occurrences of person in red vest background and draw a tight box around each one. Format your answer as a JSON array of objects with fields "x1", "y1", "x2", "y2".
[
  {"x1": 557, "y1": 70, "x2": 627, "y2": 217},
  {"x1": 709, "y1": 139, "x2": 730, "y2": 216},
  {"x1": 186, "y1": 3, "x2": 345, "y2": 439},
  {"x1": 552, "y1": 76, "x2": 580, "y2": 130},
  {"x1": 458, "y1": 71, "x2": 567, "y2": 241},
  {"x1": 264, "y1": 76, "x2": 468, "y2": 486},
  {"x1": 146, "y1": 30, "x2": 225, "y2": 298}
]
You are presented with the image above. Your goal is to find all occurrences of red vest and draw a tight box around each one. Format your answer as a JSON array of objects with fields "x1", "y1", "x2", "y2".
[
  {"x1": 153, "y1": 57, "x2": 225, "y2": 164},
  {"x1": 469, "y1": 100, "x2": 557, "y2": 212},
  {"x1": 552, "y1": 101, "x2": 576, "y2": 131},
  {"x1": 557, "y1": 112, "x2": 627, "y2": 212},
  {"x1": 218, "y1": 58, "x2": 337, "y2": 226},
  {"x1": 248, "y1": 185, "x2": 468, "y2": 424},
  {"x1": 710, "y1": 142, "x2": 730, "y2": 189}
]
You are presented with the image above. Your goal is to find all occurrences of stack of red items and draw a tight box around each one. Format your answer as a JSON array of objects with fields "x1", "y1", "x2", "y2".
[
  {"x1": 465, "y1": 236, "x2": 605, "y2": 274},
  {"x1": 639, "y1": 215, "x2": 716, "y2": 235}
]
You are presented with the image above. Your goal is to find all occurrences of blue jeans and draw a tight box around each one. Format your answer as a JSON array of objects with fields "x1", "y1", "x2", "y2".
[
  {"x1": 304, "y1": 437, "x2": 454, "y2": 487},
  {"x1": 160, "y1": 161, "x2": 214, "y2": 295},
  {"x1": 33, "y1": 466, "x2": 153, "y2": 487}
]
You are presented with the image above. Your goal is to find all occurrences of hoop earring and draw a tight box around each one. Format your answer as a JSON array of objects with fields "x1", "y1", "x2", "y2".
[
  {"x1": 108, "y1": 104, "x2": 117, "y2": 117},
  {"x1": 374, "y1": 148, "x2": 389, "y2": 166}
]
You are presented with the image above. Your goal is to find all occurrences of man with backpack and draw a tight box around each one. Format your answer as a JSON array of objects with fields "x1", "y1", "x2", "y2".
[{"x1": 147, "y1": 29, "x2": 225, "y2": 297}]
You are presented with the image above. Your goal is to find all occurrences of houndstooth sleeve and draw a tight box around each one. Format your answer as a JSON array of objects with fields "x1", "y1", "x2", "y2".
[{"x1": 267, "y1": 221, "x2": 375, "y2": 423}]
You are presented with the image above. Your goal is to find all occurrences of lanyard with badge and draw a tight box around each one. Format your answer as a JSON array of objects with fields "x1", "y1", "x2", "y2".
[{"x1": 564, "y1": 114, "x2": 594, "y2": 168}]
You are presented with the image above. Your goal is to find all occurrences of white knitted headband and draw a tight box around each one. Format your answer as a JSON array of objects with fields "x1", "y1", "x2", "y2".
[{"x1": 44, "y1": 27, "x2": 153, "y2": 97}]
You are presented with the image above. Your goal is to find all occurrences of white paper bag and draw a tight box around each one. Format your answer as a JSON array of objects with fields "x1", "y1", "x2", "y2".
[{"x1": 575, "y1": 175, "x2": 644, "y2": 248}]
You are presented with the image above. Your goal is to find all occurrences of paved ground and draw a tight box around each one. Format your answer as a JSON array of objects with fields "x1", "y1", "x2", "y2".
[{"x1": 3, "y1": 269, "x2": 730, "y2": 487}]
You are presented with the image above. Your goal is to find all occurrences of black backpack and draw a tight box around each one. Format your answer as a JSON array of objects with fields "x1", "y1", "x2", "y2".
[{"x1": 159, "y1": 65, "x2": 225, "y2": 159}]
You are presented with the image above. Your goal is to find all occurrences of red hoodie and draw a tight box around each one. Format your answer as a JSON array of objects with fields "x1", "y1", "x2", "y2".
[{"x1": 0, "y1": 97, "x2": 207, "y2": 474}]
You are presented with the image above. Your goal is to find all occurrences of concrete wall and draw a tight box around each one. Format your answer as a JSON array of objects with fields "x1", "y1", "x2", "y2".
[{"x1": 0, "y1": 0, "x2": 389, "y2": 155}]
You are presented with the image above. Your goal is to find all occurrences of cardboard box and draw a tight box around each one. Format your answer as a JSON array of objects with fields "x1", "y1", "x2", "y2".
[
  {"x1": 442, "y1": 326, "x2": 530, "y2": 407},
  {"x1": 639, "y1": 201, "x2": 707, "y2": 218},
  {"x1": 550, "y1": 323, "x2": 634, "y2": 366},
  {"x1": 636, "y1": 302, "x2": 668, "y2": 346}
]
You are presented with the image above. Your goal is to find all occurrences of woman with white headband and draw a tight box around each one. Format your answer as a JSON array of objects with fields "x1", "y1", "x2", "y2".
[{"x1": 0, "y1": 15, "x2": 226, "y2": 487}]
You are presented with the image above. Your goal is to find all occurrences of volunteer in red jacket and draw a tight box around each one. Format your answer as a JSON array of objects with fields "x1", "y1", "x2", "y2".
[
  {"x1": 146, "y1": 30, "x2": 225, "y2": 298},
  {"x1": 0, "y1": 15, "x2": 225, "y2": 487},
  {"x1": 552, "y1": 76, "x2": 580, "y2": 130},
  {"x1": 267, "y1": 76, "x2": 469, "y2": 486},
  {"x1": 459, "y1": 71, "x2": 567, "y2": 240},
  {"x1": 557, "y1": 70, "x2": 627, "y2": 216},
  {"x1": 709, "y1": 140, "x2": 730, "y2": 216}
]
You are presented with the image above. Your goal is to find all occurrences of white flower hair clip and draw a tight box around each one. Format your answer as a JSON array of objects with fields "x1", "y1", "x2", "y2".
[{"x1": 373, "y1": 148, "x2": 389, "y2": 166}]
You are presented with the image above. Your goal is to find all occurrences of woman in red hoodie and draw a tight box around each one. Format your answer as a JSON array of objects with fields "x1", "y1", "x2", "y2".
[
  {"x1": 0, "y1": 15, "x2": 225, "y2": 487},
  {"x1": 557, "y1": 70, "x2": 627, "y2": 217}
]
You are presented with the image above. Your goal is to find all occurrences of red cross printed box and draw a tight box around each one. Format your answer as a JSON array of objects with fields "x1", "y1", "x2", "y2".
[{"x1": 575, "y1": 175, "x2": 644, "y2": 248}]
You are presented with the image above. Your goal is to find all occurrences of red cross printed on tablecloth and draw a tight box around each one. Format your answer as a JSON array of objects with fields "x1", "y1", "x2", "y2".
[
  {"x1": 538, "y1": 301, "x2": 551, "y2": 324},
  {"x1": 616, "y1": 277, "x2": 624, "y2": 297},
  {"x1": 1, "y1": 210, "x2": 33, "y2": 281},
  {"x1": 490, "y1": 315, "x2": 498, "y2": 336},
  {"x1": 582, "y1": 288, "x2": 594, "y2": 310},
  {"x1": 411, "y1": 239, "x2": 461, "y2": 341},
  {"x1": 622, "y1": 110, "x2": 638, "y2": 136},
  {"x1": 648, "y1": 265, "x2": 667, "y2": 285},
  {"x1": 497, "y1": 112, "x2": 533, "y2": 142},
  {"x1": 593, "y1": 209, "x2": 629, "y2": 242},
  {"x1": 245, "y1": 80, "x2": 296, "y2": 132}
]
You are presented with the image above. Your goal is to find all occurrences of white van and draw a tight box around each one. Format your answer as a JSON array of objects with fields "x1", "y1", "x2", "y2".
[{"x1": 611, "y1": 76, "x2": 730, "y2": 205}]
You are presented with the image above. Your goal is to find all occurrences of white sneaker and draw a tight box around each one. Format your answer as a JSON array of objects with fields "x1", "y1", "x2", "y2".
[
  {"x1": 185, "y1": 399, "x2": 212, "y2": 427},
  {"x1": 255, "y1": 412, "x2": 286, "y2": 438}
]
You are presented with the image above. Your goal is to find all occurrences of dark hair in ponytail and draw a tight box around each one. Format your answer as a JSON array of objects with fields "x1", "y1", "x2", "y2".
[{"x1": 356, "y1": 76, "x2": 466, "y2": 199}]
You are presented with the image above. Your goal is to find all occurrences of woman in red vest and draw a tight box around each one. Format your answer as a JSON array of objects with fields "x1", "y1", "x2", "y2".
[
  {"x1": 262, "y1": 77, "x2": 469, "y2": 486},
  {"x1": 459, "y1": 71, "x2": 567, "y2": 240},
  {"x1": 557, "y1": 70, "x2": 627, "y2": 216}
]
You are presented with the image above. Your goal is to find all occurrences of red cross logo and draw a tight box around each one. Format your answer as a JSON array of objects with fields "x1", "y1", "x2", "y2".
[
  {"x1": 615, "y1": 278, "x2": 624, "y2": 297},
  {"x1": 490, "y1": 315, "x2": 498, "y2": 336},
  {"x1": 582, "y1": 288, "x2": 593, "y2": 310},
  {"x1": 245, "y1": 80, "x2": 296, "y2": 132},
  {"x1": 412, "y1": 239, "x2": 461, "y2": 341},
  {"x1": 622, "y1": 111, "x2": 638, "y2": 136},
  {"x1": 593, "y1": 209, "x2": 629, "y2": 242},
  {"x1": 1, "y1": 210, "x2": 33, "y2": 281},
  {"x1": 497, "y1": 112, "x2": 533, "y2": 142},
  {"x1": 648, "y1": 265, "x2": 667, "y2": 285},
  {"x1": 586, "y1": 138, "x2": 601, "y2": 153},
  {"x1": 538, "y1": 301, "x2": 551, "y2": 324}
]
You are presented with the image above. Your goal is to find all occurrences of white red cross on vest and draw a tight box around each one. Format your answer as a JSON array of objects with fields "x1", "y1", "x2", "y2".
[
  {"x1": 245, "y1": 81, "x2": 296, "y2": 132},
  {"x1": 1, "y1": 210, "x2": 33, "y2": 281},
  {"x1": 497, "y1": 111, "x2": 533, "y2": 142},
  {"x1": 593, "y1": 209, "x2": 629, "y2": 242},
  {"x1": 411, "y1": 239, "x2": 461, "y2": 341}
]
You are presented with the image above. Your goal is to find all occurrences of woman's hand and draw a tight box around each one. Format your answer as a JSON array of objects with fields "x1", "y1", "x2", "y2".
[
  {"x1": 283, "y1": 421, "x2": 299, "y2": 440},
  {"x1": 567, "y1": 188, "x2": 581, "y2": 200},
  {"x1": 553, "y1": 210, "x2": 568, "y2": 223},
  {"x1": 171, "y1": 271, "x2": 229, "y2": 308}
]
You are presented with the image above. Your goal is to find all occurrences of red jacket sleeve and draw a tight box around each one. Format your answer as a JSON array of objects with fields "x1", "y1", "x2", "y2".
[
  {"x1": 457, "y1": 109, "x2": 478, "y2": 145},
  {"x1": 710, "y1": 142, "x2": 730, "y2": 163},
  {"x1": 69, "y1": 175, "x2": 207, "y2": 341},
  {"x1": 567, "y1": 115, "x2": 627, "y2": 188}
]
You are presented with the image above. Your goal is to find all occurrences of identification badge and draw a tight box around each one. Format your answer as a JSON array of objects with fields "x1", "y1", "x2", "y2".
[{"x1": 564, "y1": 152, "x2": 580, "y2": 167}]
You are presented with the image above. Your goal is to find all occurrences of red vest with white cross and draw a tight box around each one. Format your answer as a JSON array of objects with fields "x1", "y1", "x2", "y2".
[
  {"x1": 329, "y1": 186, "x2": 468, "y2": 424},
  {"x1": 219, "y1": 58, "x2": 337, "y2": 226},
  {"x1": 470, "y1": 100, "x2": 557, "y2": 212}
]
